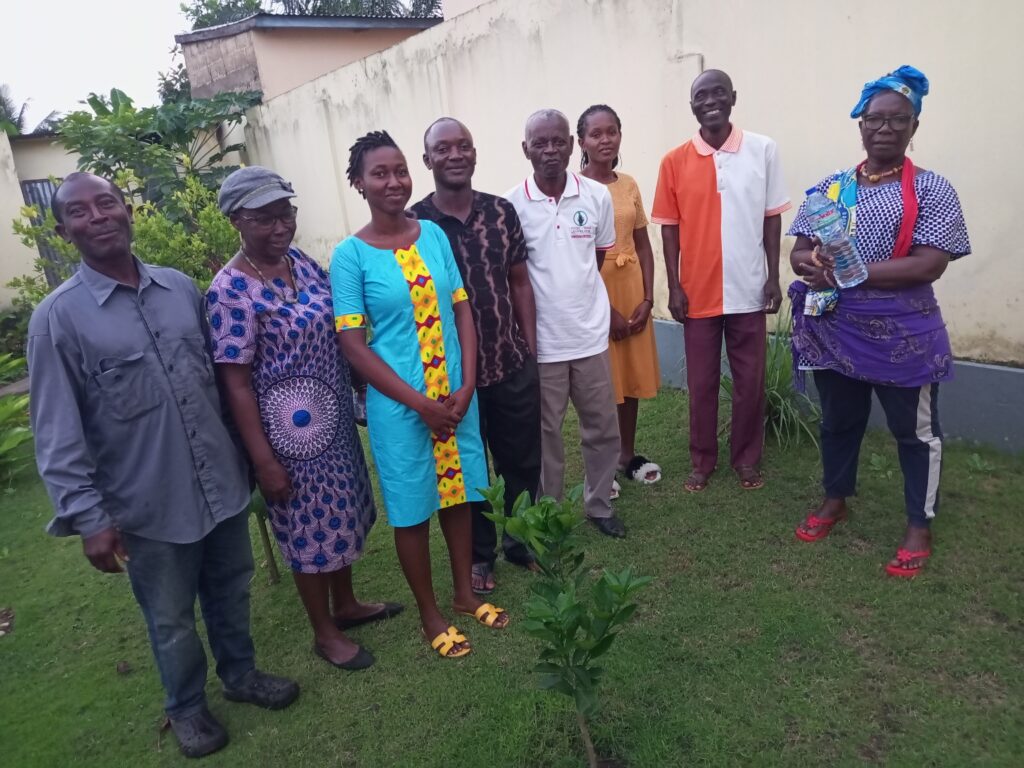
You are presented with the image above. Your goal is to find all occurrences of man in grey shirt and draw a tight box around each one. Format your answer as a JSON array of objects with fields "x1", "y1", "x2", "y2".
[{"x1": 28, "y1": 172, "x2": 298, "y2": 759}]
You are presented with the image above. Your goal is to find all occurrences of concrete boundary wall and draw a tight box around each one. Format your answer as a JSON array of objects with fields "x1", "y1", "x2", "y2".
[
  {"x1": 242, "y1": 0, "x2": 1023, "y2": 448},
  {"x1": 244, "y1": 0, "x2": 1023, "y2": 365}
]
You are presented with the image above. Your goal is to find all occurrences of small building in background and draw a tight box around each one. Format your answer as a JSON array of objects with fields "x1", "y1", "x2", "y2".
[
  {"x1": 0, "y1": 133, "x2": 80, "y2": 305},
  {"x1": 176, "y1": 12, "x2": 443, "y2": 101}
]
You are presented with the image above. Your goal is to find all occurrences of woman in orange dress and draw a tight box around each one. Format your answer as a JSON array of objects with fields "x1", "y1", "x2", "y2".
[{"x1": 577, "y1": 105, "x2": 661, "y2": 491}]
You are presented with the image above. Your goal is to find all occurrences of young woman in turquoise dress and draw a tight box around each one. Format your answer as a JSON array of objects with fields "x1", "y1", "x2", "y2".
[{"x1": 331, "y1": 131, "x2": 509, "y2": 658}]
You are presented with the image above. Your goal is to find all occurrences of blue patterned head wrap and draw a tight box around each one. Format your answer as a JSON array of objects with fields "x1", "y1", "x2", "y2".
[{"x1": 850, "y1": 65, "x2": 930, "y2": 118}]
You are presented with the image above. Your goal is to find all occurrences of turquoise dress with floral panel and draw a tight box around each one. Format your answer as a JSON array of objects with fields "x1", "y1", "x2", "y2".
[{"x1": 330, "y1": 220, "x2": 487, "y2": 528}]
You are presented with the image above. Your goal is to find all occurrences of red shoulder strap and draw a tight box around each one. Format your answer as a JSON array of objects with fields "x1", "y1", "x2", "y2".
[{"x1": 892, "y1": 158, "x2": 918, "y2": 259}]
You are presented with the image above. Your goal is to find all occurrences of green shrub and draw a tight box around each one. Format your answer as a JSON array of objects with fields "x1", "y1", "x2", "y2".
[
  {"x1": 0, "y1": 393, "x2": 32, "y2": 484},
  {"x1": 721, "y1": 312, "x2": 820, "y2": 449},
  {"x1": 132, "y1": 175, "x2": 239, "y2": 290},
  {"x1": 481, "y1": 479, "x2": 651, "y2": 768}
]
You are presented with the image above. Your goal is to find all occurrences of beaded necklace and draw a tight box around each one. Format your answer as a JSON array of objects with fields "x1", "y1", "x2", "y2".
[{"x1": 241, "y1": 250, "x2": 298, "y2": 304}]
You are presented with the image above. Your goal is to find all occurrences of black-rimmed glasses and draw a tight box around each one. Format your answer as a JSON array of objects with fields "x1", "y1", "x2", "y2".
[
  {"x1": 237, "y1": 205, "x2": 298, "y2": 228},
  {"x1": 861, "y1": 114, "x2": 914, "y2": 132}
]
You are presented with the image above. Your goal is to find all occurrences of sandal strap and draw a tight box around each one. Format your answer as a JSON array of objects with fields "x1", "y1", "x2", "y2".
[
  {"x1": 895, "y1": 548, "x2": 931, "y2": 563},
  {"x1": 474, "y1": 603, "x2": 505, "y2": 626},
  {"x1": 430, "y1": 626, "x2": 467, "y2": 654}
]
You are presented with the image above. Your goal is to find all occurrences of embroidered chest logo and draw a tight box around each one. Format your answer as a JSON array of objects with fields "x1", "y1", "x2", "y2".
[{"x1": 570, "y1": 209, "x2": 595, "y2": 240}]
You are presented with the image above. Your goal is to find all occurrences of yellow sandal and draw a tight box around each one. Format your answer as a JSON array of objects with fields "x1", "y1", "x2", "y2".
[
  {"x1": 426, "y1": 625, "x2": 471, "y2": 658},
  {"x1": 459, "y1": 602, "x2": 509, "y2": 629}
]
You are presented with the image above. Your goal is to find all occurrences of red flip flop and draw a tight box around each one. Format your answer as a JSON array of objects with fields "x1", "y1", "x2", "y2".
[
  {"x1": 795, "y1": 511, "x2": 846, "y2": 542},
  {"x1": 885, "y1": 548, "x2": 932, "y2": 578}
]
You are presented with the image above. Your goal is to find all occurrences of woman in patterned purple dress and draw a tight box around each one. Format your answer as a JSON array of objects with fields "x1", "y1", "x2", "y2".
[
  {"x1": 208, "y1": 167, "x2": 402, "y2": 670},
  {"x1": 787, "y1": 67, "x2": 970, "y2": 578}
]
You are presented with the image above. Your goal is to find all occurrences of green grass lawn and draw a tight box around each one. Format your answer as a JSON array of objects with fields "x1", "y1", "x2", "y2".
[{"x1": 1, "y1": 389, "x2": 1022, "y2": 767}]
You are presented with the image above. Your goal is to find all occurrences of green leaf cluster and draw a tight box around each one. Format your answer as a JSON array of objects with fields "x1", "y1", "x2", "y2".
[
  {"x1": 182, "y1": 0, "x2": 263, "y2": 30},
  {"x1": 132, "y1": 175, "x2": 240, "y2": 290},
  {"x1": 57, "y1": 88, "x2": 260, "y2": 205},
  {"x1": 7, "y1": 199, "x2": 80, "y2": 353},
  {"x1": 480, "y1": 478, "x2": 651, "y2": 726},
  {"x1": 0, "y1": 386, "x2": 32, "y2": 484},
  {"x1": 7, "y1": 88, "x2": 253, "y2": 318}
]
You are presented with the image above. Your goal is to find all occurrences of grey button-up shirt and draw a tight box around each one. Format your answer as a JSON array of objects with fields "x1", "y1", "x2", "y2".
[{"x1": 28, "y1": 259, "x2": 251, "y2": 543}]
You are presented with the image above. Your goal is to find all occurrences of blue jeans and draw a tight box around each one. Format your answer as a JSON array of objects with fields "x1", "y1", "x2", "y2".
[{"x1": 122, "y1": 510, "x2": 256, "y2": 718}]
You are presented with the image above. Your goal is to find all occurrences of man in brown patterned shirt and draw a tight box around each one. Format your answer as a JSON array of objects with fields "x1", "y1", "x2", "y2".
[{"x1": 412, "y1": 117, "x2": 540, "y2": 594}]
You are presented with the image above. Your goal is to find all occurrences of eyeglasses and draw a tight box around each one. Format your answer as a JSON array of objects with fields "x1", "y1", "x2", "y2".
[
  {"x1": 237, "y1": 205, "x2": 298, "y2": 228},
  {"x1": 861, "y1": 114, "x2": 914, "y2": 132}
]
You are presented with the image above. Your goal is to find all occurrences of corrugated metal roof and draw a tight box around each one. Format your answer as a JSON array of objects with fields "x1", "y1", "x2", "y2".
[{"x1": 175, "y1": 12, "x2": 442, "y2": 44}]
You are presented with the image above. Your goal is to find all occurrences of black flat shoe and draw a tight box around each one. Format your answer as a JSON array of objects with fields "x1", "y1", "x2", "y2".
[
  {"x1": 170, "y1": 707, "x2": 228, "y2": 759},
  {"x1": 222, "y1": 669, "x2": 300, "y2": 710},
  {"x1": 313, "y1": 643, "x2": 376, "y2": 670},
  {"x1": 333, "y1": 602, "x2": 404, "y2": 630},
  {"x1": 589, "y1": 515, "x2": 627, "y2": 539}
]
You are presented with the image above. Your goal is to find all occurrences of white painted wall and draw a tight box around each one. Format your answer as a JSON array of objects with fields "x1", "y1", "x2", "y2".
[
  {"x1": 10, "y1": 135, "x2": 79, "y2": 182},
  {"x1": 0, "y1": 134, "x2": 46, "y2": 307},
  {"x1": 244, "y1": 0, "x2": 1023, "y2": 364}
]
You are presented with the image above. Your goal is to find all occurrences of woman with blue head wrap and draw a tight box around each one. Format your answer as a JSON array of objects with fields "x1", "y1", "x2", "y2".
[{"x1": 784, "y1": 66, "x2": 972, "y2": 579}]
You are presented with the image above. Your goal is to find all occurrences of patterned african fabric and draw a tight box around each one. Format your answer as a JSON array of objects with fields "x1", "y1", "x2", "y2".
[
  {"x1": 598, "y1": 172, "x2": 660, "y2": 403},
  {"x1": 786, "y1": 169, "x2": 971, "y2": 389},
  {"x1": 788, "y1": 170, "x2": 970, "y2": 264},
  {"x1": 410, "y1": 191, "x2": 531, "y2": 387},
  {"x1": 330, "y1": 220, "x2": 488, "y2": 528},
  {"x1": 206, "y1": 248, "x2": 376, "y2": 573}
]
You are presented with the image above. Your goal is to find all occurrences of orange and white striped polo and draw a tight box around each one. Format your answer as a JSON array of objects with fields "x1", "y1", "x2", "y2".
[{"x1": 651, "y1": 127, "x2": 791, "y2": 318}]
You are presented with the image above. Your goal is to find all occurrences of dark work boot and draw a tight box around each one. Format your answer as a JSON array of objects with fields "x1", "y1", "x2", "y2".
[
  {"x1": 222, "y1": 669, "x2": 300, "y2": 710},
  {"x1": 169, "y1": 707, "x2": 228, "y2": 759}
]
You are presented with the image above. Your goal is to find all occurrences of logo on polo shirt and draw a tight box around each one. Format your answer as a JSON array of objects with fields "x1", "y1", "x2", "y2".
[{"x1": 570, "y1": 209, "x2": 595, "y2": 240}]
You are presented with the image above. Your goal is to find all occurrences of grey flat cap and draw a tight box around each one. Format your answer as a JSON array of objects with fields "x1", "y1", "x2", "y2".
[{"x1": 218, "y1": 166, "x2": 296, "y2": 214}]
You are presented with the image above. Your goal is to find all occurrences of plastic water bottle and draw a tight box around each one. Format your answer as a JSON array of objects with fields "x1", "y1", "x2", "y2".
[{"x1": 803, "y1": 188, "x2": 868, "y2": 288}]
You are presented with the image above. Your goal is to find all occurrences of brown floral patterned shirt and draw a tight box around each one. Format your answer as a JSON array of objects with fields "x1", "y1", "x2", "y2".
[{"x1": 411, "y1": 191, "x2": 531, "y2": 387}]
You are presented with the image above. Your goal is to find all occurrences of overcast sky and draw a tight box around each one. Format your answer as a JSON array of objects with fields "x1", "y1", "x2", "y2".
[{"x1": 5, "y1": 0, "x2": 190, "y2": 129}]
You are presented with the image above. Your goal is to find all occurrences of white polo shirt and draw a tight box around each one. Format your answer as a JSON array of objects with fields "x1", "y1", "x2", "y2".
[{"x1": 505, "y1": 172, "x2": 615, "y2": 363}]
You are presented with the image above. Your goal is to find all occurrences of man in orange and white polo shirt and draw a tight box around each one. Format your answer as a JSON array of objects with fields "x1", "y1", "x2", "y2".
[{"x1": 652, "y1": 69, "x2": 791, "y2": 493}]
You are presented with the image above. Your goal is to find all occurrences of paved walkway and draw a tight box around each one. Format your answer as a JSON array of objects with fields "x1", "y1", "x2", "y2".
[{"x1": 0, "y1": 377, "x2": 29, "y2": 397}]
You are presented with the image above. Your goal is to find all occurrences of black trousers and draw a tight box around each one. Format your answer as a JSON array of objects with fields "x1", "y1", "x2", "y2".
[
  {"x1": 472, "y1": 357, "x2": 542, "y2": 566},
  {"x1": 815, "y1": 369, "x2": 942, "y2": 528}
]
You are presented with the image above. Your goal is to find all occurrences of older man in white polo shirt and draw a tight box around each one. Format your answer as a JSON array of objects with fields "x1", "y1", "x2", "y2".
[{"x1": 505, "y1": 109, "x2": 625, "y2": 538}]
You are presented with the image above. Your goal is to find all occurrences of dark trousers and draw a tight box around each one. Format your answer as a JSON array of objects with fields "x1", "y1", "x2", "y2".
[
  {"x1": 122, "y1": 511, "x2": 256, "y2": 718},
  {"x1": 683, "y1": 312, "x2": 767, "y2": 474},
  {"x1": 815, "y1": 369, "x2": 942, "y2": 528},
  {"x1": 472, "y1": 357, "x2": 542, "y2": 566}
]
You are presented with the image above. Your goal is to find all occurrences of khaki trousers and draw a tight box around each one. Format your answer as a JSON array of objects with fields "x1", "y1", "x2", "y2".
[{"x1": 538, "y1": 350, "x2": 620, "y2": 520}]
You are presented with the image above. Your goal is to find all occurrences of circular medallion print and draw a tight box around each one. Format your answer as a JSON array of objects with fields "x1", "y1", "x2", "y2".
[{"x1": 262, "y1": 376, "x2": 340, "y2": 460}]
